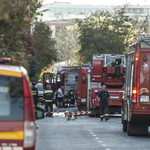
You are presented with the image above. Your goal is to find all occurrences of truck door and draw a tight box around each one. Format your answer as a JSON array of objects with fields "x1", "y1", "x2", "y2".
[
  {"x1": 80, "y1": 71, "x2": 88, "y2": 103},
  {"x1": 65, "y1": 72, "x2": 79, "y2": 95},
  {"x1": 56, "y1": 73, "x2": 64, "y2": 91},
  {"x1": 139, "y1": 52, "x2": 150, "y2": 105},
  {"x1": 43, "y1": 73, "x2": 54, "y2": 90}
]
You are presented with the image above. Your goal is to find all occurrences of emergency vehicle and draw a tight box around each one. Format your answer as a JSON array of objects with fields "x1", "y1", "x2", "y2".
[
  {"x1": 43, "y1": 53, "x2": 126, "y2": 116},
  {"x1": 78, "y1": 54, "x2": 126, "y2": 115},
  {"x1": 0, "y1": 58, "x2": 44, "y2": 150},
  {"x1": 122, "y1": 36, "x2": 150, "y2": 136}
]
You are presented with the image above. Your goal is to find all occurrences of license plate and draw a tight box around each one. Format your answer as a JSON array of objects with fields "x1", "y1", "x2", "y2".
[
  {"x1": 81, "y1": 98, "x2": 86, "y2": 102},
  {"x1": 140, "y1": 95, "x2": 149, "y2": 103}
]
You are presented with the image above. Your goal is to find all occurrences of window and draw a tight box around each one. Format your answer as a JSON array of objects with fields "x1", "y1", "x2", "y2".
[
  {"x1": 36, "y1": 84, "x2": 43, "y2": 91},
  {"x1": 0, "y1": 76, "x2": 24, "y2": 121}
]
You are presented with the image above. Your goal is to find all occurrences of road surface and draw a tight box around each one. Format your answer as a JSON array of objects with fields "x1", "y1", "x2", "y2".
[{"x1": 36, "y1": 112, "x2": 150, "y2": 150}]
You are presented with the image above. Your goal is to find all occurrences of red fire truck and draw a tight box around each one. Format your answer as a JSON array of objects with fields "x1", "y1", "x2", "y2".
[
  {"x1": 77, "y1": 54, "x2": 126, "y2": 115},
  {"x1": 122, "y1": 36, "x2": 150, "y2": 136},
  {"x1": 43, "y1": 54, "x2": 126, "y2": 116}
]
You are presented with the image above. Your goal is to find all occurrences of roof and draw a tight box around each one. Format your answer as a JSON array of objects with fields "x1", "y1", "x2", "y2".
[{"x1": 0, "y1": 65, "x2": 27, "y2": 77}]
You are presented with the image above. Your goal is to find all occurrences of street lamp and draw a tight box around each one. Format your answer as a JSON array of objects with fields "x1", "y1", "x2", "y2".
[{"x1": 31, "y1": 9, "x2": 49, "y2": 35}]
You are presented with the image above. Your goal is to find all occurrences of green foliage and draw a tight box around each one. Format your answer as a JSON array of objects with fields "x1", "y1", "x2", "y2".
[
  {"x1": 77, "y1": 5, "x2": 149, "y2": 63},
  {"x1": 0, "y1": 0, "x2": 30, "y2": 66},
  {"x1": 28, "y1": 56, "x2": 38, "y2": 78},
  {"x1": 29, "y1": 0, "x2": 43, "y2": 18},
  {"x1": 33, "y1": 20, "x2": 57, "y2": 82},
  {"x1": 55, "y1": 26, "x2": 80, "y2": 65}
]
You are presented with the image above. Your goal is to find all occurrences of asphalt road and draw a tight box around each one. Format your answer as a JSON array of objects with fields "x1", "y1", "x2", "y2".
[{"x1": 36, "y1": 112, "x2": 150, "y2": 150}]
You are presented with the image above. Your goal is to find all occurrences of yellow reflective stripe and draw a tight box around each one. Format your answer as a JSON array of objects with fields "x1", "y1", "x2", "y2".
[
  {"x1": 0, "y1": 131, "x2": 24, "y2": 140},
  {"x1": 32, "y1": 91, "x2": 37, "y2": 95},
  {"x1": 45, "y1": 100, "x2": 53, "y2": 102},
  {"x1": 45, "y1": 91, "x2": 53, "y2": 93},
  {"x1": 51, "y1": 112, "x2": 53, "y2": 113},
  {"x1": 0, "y1": 70, "x2": 22, "y2": 78},
  {"x1": 105, "y1": 114, "x2": 109, "y2": 116},
  {"x1": 100, "y1": 115, "x2": 104, "y2": 117}
]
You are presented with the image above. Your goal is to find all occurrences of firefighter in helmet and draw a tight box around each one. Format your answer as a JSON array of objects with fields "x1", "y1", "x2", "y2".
[
  {"x1": 97, "y1": 85, "x2": 111, "y2": 121},
  {"x1": 31, "y1": 82, "x2": 38, "y2": 106},
  {"x1": 43, "y1": 85, "x2": 54, "y2": 117},
  {"x1": 68, "y1": 86, "x2": 76, "y2": 105}
]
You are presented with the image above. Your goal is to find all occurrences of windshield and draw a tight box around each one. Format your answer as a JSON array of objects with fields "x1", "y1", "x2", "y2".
[
  {"x1": 0, "y1": 76, "x2": 24, "y2": 121},
  {"x1": 36, "y1": 84, "x2": 43, "y2": 91}
]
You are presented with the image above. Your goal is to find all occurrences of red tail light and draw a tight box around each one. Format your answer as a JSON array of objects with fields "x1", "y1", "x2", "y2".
[
  {"x1": 132, "y1": 86, "x2": 137, "y2": 105},
  {"x1": 78, "y1": 90, "x2": 80, "y2": 94},
  {"x1": 23, "y1": 75, "x2": 35, "y2": 121},
  {"x1": 92, "y1": 99, "x2": 95, "y2": 105}
]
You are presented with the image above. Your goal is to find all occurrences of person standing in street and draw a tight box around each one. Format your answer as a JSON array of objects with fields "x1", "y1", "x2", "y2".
[
  {"x1": 31, "y1": 82, "x2": 38, "y2": 106},
  {"x1": 97, "y1": 85, "x2": 111, "y2": 121},
  {"x1": 57, "y1": 85, "x2": 64, "y2": 108},
  {"x1": 43, "y1": 85, "x2": 54, "y2": 117},
  {"x1": 68, "y1": 86, "x2": 76, "y2": 105}
]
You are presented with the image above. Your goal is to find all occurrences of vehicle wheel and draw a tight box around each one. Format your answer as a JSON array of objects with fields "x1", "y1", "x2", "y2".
[
  {"x1": 123, "y1": 120, "x2": 127, "y2": 132},
  {"x1": 127, "y1": 121, "x2": 148, "y2": 136},
  {"x1": 127, "y1": 121, "x2": 136, "y2": 136}
]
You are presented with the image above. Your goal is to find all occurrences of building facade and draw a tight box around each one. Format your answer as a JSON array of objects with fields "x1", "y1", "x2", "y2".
[{"x1": 38, "y1": 2, "x2": 150, "y2": 37}]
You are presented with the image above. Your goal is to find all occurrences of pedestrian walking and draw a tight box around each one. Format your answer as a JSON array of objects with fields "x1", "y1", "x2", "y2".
[
  {"x1": 57, "y1": 85, "x2": 64, "y2": 108},
  {"x1": 43, "y1": 85, "x2": 54, "y2": 117},
  {"x1": 97, "y1": 85, "x2": 111, "y2": 121},
  {"x1": 31, "y1": 82, "x2": 38, "y2": 106}
]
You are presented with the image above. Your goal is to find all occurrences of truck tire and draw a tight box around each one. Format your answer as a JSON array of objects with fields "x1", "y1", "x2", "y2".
[
  {"x1": 123, "y1": 120, "x2": 127, "y2": 132},
  {"x1": 127, "y1": 121, "x2": 136, "y2": 136},
  {"x1": 127, "y1": 121, "x2": 148, "y2": 136}
]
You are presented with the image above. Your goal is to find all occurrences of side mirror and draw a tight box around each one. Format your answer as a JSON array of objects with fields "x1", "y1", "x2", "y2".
[
  {"x1": 82, "y1": 76, "x2": 86, "y2": 83},
  {"x1": 35, "y1": 106, "x2": 45, "y2": 120}
]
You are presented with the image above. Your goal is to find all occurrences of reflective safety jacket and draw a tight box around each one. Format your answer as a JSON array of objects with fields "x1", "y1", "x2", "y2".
[
  {"x1": 68, "y1": 90, "x2": 76, "y2": 104},
  {"x1": 32, "y1": 87, "x2": 38, "y2": 99},
  {"x1": 43, "y1": 90, "x2": 54, "y2": 103}
]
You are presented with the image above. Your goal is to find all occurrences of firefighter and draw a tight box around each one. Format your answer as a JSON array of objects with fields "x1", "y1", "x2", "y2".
[
  {"x1": 43, "y1": 85, "x2": 54, "y2": 117},
  {"x1": 97, "y1": 85, "x2": 111, "y2": 121},
  {"x1": 31, "y1": 82, "x2": 38, "y2": 106},
  {"x1": 64, "y1": 87, "x2": 71, "y2": 108},
  {"x1": 68, "y1": 86, "x2": 76, "y2": 105}
]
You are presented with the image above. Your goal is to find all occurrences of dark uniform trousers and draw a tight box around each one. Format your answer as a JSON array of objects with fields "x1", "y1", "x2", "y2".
[
  {"x1": 98, "y1": 90, "x2": 110, "y2": 119},
  {"x1": 43, "y1": 90, "x2": 54, "y2": 116},
  {"x1": 99, "y1": 100, "x2": 109, "y2": 119}
]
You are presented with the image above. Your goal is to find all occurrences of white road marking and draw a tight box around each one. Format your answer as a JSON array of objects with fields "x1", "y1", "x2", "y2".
[
  {"x1": 95, "y1": 137, "x2": 99, "y2": 139},
  {"x1": 93, "y1": 134, "x2": 96, "y2": 136},
  {"x1": 101, "y1": 144, "x2": 107, "y2": 147},
  {"x1": 90, "y1": 132, "x2": 93, "y2": 134},
  {"x1": 88, "y1": 130, "x2": 91, "y2": 131},
  {"x1": 98, "y1": 141, "x2": 102, "y2": 143},
  {"x1": 126, "y1": 140, "x2": 135, "y2": 142},
  {"x1": 106, "y1": 149, "x2": 110, "y2": 150}
]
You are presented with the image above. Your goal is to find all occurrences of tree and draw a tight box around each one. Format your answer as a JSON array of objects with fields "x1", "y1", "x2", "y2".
[
  {"x1": 0, "y1": 0, "x2": 30, "y2": 67},
  {"x1": 55, "y1": 26, "x2": 81, "y2": 65},
  {"x1": 32, "y1": 20, "x2": 57, "y2": 82},
  {"x1": 29, "y1": 0, "x2": 43, "y2": 18},
  {"x1": 77, "y1": 5, "x2": 149, "y2": 63}
]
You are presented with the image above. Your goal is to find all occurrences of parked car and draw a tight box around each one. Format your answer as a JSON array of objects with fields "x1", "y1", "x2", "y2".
[
  {"x1": 0, "y1": 58, "x2": 44, "y2": 150},
  {"x1": 36, "y1": 83, "x2": 45, "y2": 103}
]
